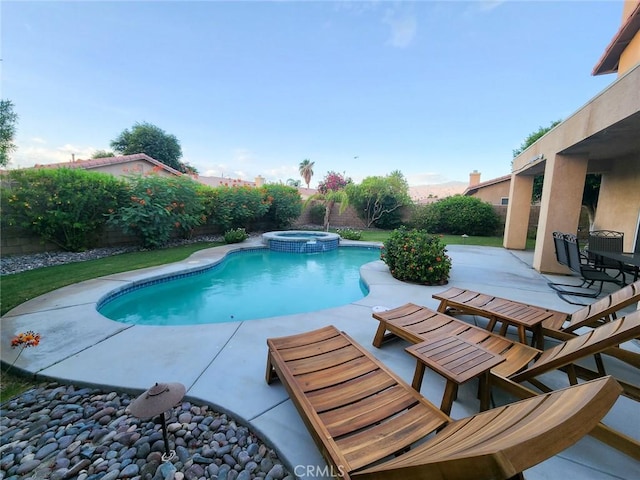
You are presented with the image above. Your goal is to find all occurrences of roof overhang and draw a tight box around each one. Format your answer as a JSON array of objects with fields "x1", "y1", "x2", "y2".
[
  {"x1": 558, "y1": 110, "x2": 640, "y2": 160},
  {"x1": 593, "y1": 2, "x2": 640, "y2": 75}
]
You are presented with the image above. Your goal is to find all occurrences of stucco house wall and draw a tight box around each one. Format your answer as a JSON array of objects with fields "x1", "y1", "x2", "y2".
[
  {"x1": 505, "y1": 64, "x2": 640, "y2": 272},
  {"x1": 466, "y1": 180, "x2": 511, "y2": 205},
  {"x1": 505, "y1": 0, "x2": 640, "y2": 272},
  {"x1": 34, "y1": 153, "x2": 183, "y2": 178},
  {"x1": 85, "y1": 160, "x2": 176, "y2": 177},
  {"x1": 593, "y1": 154, "x2": 640, "y2": 251}
]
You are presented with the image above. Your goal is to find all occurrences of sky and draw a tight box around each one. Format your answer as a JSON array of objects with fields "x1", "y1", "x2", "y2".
[{"x1": 1, "y1": 0, "x2": 624, "y2": 187}]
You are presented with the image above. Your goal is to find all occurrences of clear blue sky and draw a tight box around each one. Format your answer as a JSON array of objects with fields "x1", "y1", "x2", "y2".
[{"x1": 2, "y1": 1, "x2": 623, "y2": 187}]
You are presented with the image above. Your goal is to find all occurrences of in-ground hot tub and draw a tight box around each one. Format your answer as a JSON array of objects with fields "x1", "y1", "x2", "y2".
[{"x1": 262, "y1": 230, "x2": 340, "y2": 253}]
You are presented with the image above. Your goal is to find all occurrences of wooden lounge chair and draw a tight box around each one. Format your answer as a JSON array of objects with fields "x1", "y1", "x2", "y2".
[
  {"x1": 265, "y1": 325, "x2": 622, "y2": 480},
  {"x1": 432, "y1": 281, "x2": 640, "y2": 368},
  {"x1": 373, "y1": 303, "x2": 640, "y2": 399},
  {"x1": 371, "y1": 305, "x2": 640, "y2": 460},
  {"x1": 372, "y1": 303, "x2": 540, "y2": 379}
]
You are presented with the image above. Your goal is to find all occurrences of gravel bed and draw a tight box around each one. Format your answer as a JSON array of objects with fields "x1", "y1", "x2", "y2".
[{"x1": 1, "y1": 383, "x2": 291, "y2": 480}]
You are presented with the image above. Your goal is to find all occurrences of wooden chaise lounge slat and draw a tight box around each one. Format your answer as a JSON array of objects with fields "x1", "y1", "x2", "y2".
[
  {"x1": 433, "y1": 281, "x2": 640, "y2": 368},
  {"x1": 433, "y1": 280, "x2": 640, "y2": 336},
  {"x1": 372, "y1": 303, "x2": 539, "y2": 378},
  {"x1": 510, "y1": 311, "x2": 640, "y2": 383},
  {"x1": 371, "y1": 305, "x2": 640, "y2": 460},
  {"x1": 266, "y1": 325, "x2": 449, "y2": 473},
  {"x1": 266, "y1": 325, "x2": 622, "y2": 480},
  {"x1": 373, "y1": 304, "x2": 640, "y2": 396}
]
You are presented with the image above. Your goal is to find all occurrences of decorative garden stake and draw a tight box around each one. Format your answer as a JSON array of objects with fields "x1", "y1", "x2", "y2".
[{"x1": 129, "y1": 382, "x2": 186, "y2": 462}]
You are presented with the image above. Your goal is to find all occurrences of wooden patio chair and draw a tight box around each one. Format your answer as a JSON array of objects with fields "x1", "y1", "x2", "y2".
[
  {"x1": 432, "y1": 281, "x2": 640, "y2": 368},
  {"x1": 265, "y1": 325, "x2": 622, "y2": 480}
]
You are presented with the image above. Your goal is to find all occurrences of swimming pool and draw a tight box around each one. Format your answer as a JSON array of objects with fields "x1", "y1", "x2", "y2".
[{"x1": 98, "y1": 246, "x2": 381, "y2": 326}]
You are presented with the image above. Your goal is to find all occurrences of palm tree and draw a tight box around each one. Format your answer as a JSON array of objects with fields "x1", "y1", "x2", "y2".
[{"x1": 299, "y1": 159, "x2": 315, "y2": 188}]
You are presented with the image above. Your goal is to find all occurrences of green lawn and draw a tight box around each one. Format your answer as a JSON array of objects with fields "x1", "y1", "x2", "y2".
[
  {"x1": 0, "y1": 242, "x2": 222, "y2": 317},
  {"x1": 357, "y1": 229, "x2": 528, "y2": 247}
]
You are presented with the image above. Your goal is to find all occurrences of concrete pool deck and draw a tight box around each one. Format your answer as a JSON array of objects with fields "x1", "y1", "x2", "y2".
[{"x1": 2, "y1": 239, "x2": 639, "y2": 479}]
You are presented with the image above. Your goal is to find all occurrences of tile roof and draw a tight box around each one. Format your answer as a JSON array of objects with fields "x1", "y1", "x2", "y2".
[
  {"x1": 34, "y1": 153, "x2": 183, "y2": 176},
  {"x1": 593, "y1": 1, "x2": 640, "y2": 75},
  {"x1": 463, "y1": 174, "x2": 511, "y2": 196}
]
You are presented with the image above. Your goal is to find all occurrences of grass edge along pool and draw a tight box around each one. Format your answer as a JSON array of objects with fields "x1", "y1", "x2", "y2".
[{"x1": 98, "y1": 246, "x2": 381, "y2": 326}]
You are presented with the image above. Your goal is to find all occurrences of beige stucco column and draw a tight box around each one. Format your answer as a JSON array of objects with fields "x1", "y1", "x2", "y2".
[
  {"x1": 533, "y1": 154, "x2": 589, "y2": 273},
  {"x1": 503, "y1": 174, "x2": 534, "y2": 250}
]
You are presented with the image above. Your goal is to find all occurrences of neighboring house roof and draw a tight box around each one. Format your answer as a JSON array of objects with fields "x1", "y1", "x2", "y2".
[
  {"x1": 196, "y1": 176, "x2": 256, "y2": 188},
  {"x1": 35, "y1": 153, "x2": 183, "y2": 176},
  {"x1": 296, "y1": 186, "x2": 318, "y2": 199},
  {"x1": 463, "y1": 174, "x2": 511, "y2": 196},
  {"x1": 196, "y1": 176, "x2": 318, "y2": 198},
  {"x1": 593, "y1": 1, "x2": 640, "y2": 75}
]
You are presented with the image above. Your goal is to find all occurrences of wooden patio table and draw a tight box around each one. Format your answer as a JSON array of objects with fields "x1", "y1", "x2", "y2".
[
  {"x1": 406, "y1": 336, "x2": 505, "y2": 415},
  {"x1": 589, "y1": 250, "x2": 640, "y2": 282}
]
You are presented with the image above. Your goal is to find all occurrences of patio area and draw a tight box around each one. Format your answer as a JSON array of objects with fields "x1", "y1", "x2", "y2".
[{"x1": 1, "y1": 239, "x2": 638, "y2": 479}]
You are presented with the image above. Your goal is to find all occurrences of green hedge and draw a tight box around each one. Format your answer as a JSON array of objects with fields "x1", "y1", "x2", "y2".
[
  {"x1": 411, "y1": 195, "x2": 500, "y2": 236},
  {"x1": 2, "y1": 169, "x2": 305, "y2": 251},
  {"x1": 107, "y1": 174, "x2": 206, "y2": 249},
  {"x1": 1, "y1": 168, "x2": 127, "y2": 252}
]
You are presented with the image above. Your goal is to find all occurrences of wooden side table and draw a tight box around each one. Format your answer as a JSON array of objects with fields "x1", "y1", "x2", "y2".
[
  {"x1": 487, "y1": 309, "x2": 546, "y2": 350},
  {"x1": 406, "y1": 336, "x2": 505, "y2": 415}
]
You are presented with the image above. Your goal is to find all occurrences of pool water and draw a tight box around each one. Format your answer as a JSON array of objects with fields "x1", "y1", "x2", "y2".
[{"x1": 99, "y1": 247, "x2": 381, "y2": 326}]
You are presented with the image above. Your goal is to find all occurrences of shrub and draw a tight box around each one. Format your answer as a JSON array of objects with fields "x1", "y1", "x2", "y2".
[
  {"x1": 412, "y1": 195, "x2": 499, "y2": 236},
  {"x1": 336, "y1": 227, "x2": 362, "y2": 240},
  {"x1": 381, "y1": 227, "x2": 452, "y2": 285},
  {"x1": 224, "y1": 227, "x2": 248, "y2": 244},
  {"x1": 260, "y1": 184, "x2": 302, "y2": 229},
  {"x1": 1, "y1": 168, "x2": 127, "y2": 251},
  {"x1": 407, "y1": 203, "x2": 438, "y2": 231},
  {"x1": 203, "y1": 185, "x2": 269, "y2": 231},
  {"x1": 308, "y1": 203, "x2": 326, "y2": 225},
  {"x1": 108, "y1": 174, "x2": 206, "y2": 249}
]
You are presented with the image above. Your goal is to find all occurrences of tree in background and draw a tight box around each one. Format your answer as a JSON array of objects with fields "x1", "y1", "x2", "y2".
[
  {"x1": 512, "y1": 119, "x2": 561, "y2": 203},
  {"x1": 582, "y1": 174, "x2": 602, "y2": 230},
  {"x1": 299, "y1": 159, "x2": 314, "y2": 188},
  {"x1": 0, "y1": 100, "x2": 19, "y2": 167},
  {"x1": 512, "y1": 120, "x2": 562, "y2": 159},
  {"x1": 513, "y1": 119, "x2": 601, "y2": 227},
  {"x1": 346, "y1": 170, "x2": 411, "y2": 229},
  {"x1": 92, "y1": 149, "x2": 116, "y2": 159},
  {"x1": 110, "y1": 122, "x2": 193, "y2": 173},
  {"x1": 286, "y1": 178, "x2": 302, "y2": 187},
  {"x1": 307, "y1": 171, "x2": 351, "y2": 231}
]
